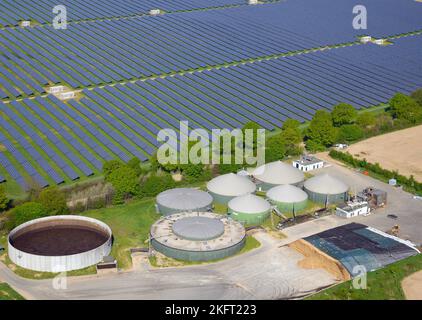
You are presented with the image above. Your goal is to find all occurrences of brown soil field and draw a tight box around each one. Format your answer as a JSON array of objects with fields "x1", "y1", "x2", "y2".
[
  {"x1": 402, "y1": 270, "x2": 422, "y2": 300},
  {"x1": 346, "y1": 125, "x2": 422, "y2": 181}
]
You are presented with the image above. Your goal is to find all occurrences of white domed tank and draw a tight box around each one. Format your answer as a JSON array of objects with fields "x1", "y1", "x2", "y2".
[
  {"x1": 207, "y1": 173, "x2": 256, "y2": 204},
  {"x1": 252, "y1": 161, "x2": 304, "y2": 191},
  {"x1": 266, "y1": 184, "x2": 308, "y2": 213},
  {"x1": 304, "y1": 174, "x2": 349, "y2": 204},
  {"x1": 228, "y1": 194, "x2": 271, "y2": 225}
]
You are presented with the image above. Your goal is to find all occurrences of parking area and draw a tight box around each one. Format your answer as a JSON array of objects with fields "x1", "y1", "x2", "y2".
[{"x1": 311, "y1": 153, "x2": 422, "y2": 245}]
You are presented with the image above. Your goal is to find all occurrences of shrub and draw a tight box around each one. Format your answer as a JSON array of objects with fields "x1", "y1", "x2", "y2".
[
  {"x1": 0, "y1": 185, "x2": 9, "y2": 212},
  {"x1": 356, "y1": 112, "x2": 376, "y2": 128},
  {"x1": 331, "y1": 103, "x2": 357, "y2": 127},
  {"x1": 411, "y1": 88, "x2": 422, "y2": 107},
  {"x1": 127, "y1": 157, "x2": 143, "y2": 176},
  {"x1": 265, "y1": 134, "x2": 286, "y2": 163},
  {"x1": 389, "y1": 93, "x2": 422, "y2": 124},
  {"x1": 108, "y1": 165, "x2": 140, "y2": 204},
  {"x1": 305, "y1": 110, "x2": 337, "y2": 151},
  {"x1": 103, "y1": 160, "x2": 124, "y2": 181},
  {"x1": 336, "y1": 124, "x2": 364, "y2": 143},
  {"x1": 139, "y1": 173, "x2": 176, "y2": 198},
  {"x1": 8, "y1": 202, "x2": 48, "y2": 230},
  {"x1": 217, "y1": 163, "x2": 243, "y2": 174},
  {"x1": 38, "y1": 187, "x2": 69, "y2": 215}
]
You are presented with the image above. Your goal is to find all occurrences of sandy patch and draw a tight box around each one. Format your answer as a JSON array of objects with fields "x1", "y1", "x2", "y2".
[
  {"x1": 402, "y1": 270, "x2": 422, "y2": 300},
  {"x1": 345, "y1": 125, "x2": 422, "y2": 181}
]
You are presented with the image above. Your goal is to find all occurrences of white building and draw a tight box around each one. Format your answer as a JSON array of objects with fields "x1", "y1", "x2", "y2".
[
  {"x1": 336, "y1": 201, "x2": 370, "y2": 218},
  {"x1": 292, "y1": 156, "x2": 324, "y2": 172},
  {"x1": 248, "y1": 0, "x2": 259, "y2": 4},
  {"x1": 149, "y1": 9, "x2": 161, "y2": 15},
  {"x1": 334, "y1": 143, "x2": 348, "y2": 149},
  {"x1": 48, "y1": 85, "x2": 66, "y2": 94},
  {"x1": 58, "y1": 91, "x2": 76, "y2": 100},
  {"x1": 360, "y1": 36, "x2": 372, "y2": 43},
  {"x1": 374, "y1": 38, "x2": 386, "y2": 45},
  {"x1": 20, "y1": 20, "x2": 31, "y2": 27}
]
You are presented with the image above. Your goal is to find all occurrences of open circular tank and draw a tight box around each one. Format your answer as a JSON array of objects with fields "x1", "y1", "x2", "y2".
[
  {"x1": 8, "y1": 215, "x2": 112, "y2": 272},
  {"x1": 150, "y1": 212, "x2": 246, "y2": 261}
]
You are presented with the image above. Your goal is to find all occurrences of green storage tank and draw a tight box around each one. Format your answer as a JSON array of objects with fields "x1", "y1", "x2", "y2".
[
  {"x1": 266, "y1": 184, "x2": 308, "y2": 213},
  {"x1": 156, "y1": 188, "x2": 213, "y2": 216},
  {"x1": 304, "y1": 174, "x2": 349, "y2": 205},
  {"x1": 228, "y1": 194, "x2": 271, "y2": 225},
  {"x1": 252, "y1": 161, "x2": 305, "y2": 191},
  {"x1": 150, "y1": 212, "x2": 246, "y2": 261}
]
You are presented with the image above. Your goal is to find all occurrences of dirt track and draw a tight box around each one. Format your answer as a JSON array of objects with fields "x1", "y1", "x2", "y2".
[
  {"x1": 402, "y1": 270, "x2": 422, "y2": 300},
  {"x1": 346, "y1": 125, "x2": 422, "y2": 181}
]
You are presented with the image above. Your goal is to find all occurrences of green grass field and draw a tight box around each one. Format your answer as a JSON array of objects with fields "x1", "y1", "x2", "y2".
[
  {"x1": 82, "y1": 198, "x2": 161, "y2": 270},
  {"x1": 307, "y1": 253, "x2": 422, "y2": 300},
  {"x1": 0, "y1": 283, "x2": 24, "y2": 300}
]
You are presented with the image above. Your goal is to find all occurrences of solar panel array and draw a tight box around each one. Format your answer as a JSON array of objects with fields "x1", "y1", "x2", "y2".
[
  {"x1": 1, "y1": 0, "x2": 422, "y2": 189},
  {"x1": 305, "y1": 223, "x2": 419, "y2": 274},
  {"x1": 0, "y1": 8, "x2": 319, "y2": 99},
  {"x1": 0, "y1": 0, "x2": 257, "y2": 26}
]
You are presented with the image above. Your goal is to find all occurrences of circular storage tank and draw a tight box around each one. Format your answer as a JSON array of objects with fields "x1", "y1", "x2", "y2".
[
  {"x1": 156, "y1": 188, "x2": 213, "y2": 216},
  {"x1": 150, "y1": 212, "x2": 246, "y2": 261},
  {"x1": 207, "y1": 173, "x2": 256, "y2": 204},
  {"x1": 252, "y1": 161, "x2": 304, "y2": 191},
  {"x1": 228, "y1": 194, "x2": 271, "y2": 225},
  {"x1": 266, "y1": 184, "x2": 308, "y2": 213},
  {"x1": 304, "y1": 174, "x2": 349, "y2": 204},
  {"x1": 8, "y1": 215, "x2": 112, "y2": 272}
]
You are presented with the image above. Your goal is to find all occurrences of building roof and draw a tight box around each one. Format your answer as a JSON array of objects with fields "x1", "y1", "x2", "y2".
[
  {"x1": 172, "y1": 216, "x2": 225, "y2": 241},
  {"x1": 266, "y1": 184, "x2": 308, "y2": 203},
  {"x1": 156, "y1": 188, "x2": 213, "y2": 210},
  {"x1": 207, "y1": 173, "x2": 256, "y2": 197},
  {"x1": 252, "y1": 161, "x2": 304, "y2": 185},
  {"x1": 294, "y1": 155, "x2": 323, "y2": 166},
  {"x1": 304, "y1": 174, "x2": 349, "y2": 194},
  {"x1": 228, "y1": 194, "x2": 271, "y2": 214}
]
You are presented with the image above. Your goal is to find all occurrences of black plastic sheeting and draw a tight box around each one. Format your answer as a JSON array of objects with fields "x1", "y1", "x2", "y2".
[{"x1": 305, "y1": 223, "x2": 419, "y2": 276}]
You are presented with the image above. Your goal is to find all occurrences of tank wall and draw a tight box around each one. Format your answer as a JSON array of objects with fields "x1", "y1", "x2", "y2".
[
  {"x1": 208, "y1": 191, "x2": 236, "y2": 205},
  {"x1": 8, "y1": 238, "x2": 112, "y2": 272},
  {"x1": 304, "y1": 188, "x2": 347, "y2": 204},
  {"x1": 228, "y1": 209, "x2": 270, "y2": 225},
  {"x1": 270, "y1": 199, "x2": 308, "y2": 213},
  {"x1": 157, "y1": 203, "x2": 212, "y2": 216},
  {"x1": 151, "y1": 236, "x2": 246, "y2": 261},
  {"x1": 8, "y1": 215, "x2": 112, "y2": 272},
  {"x1": 257, "y1": 181, "x2": 302, "y2": 192}
]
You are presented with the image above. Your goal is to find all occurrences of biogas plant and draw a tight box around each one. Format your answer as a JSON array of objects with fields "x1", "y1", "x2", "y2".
[{"x1": 7, "y1": 161, "x2": 353, "y2": 269}]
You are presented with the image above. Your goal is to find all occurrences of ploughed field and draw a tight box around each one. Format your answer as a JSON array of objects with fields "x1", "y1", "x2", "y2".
[{"x1": 346, "y1": 125, "x2": 422, "y2": 181}]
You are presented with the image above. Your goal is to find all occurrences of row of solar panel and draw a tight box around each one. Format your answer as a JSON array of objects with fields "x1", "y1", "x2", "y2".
[
  {"x1": 0, "y1": 5, "x2": 318, "y2": 99},
  {"x1": 0, "y1": 0, "x2": 254, "y2": 26}
]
